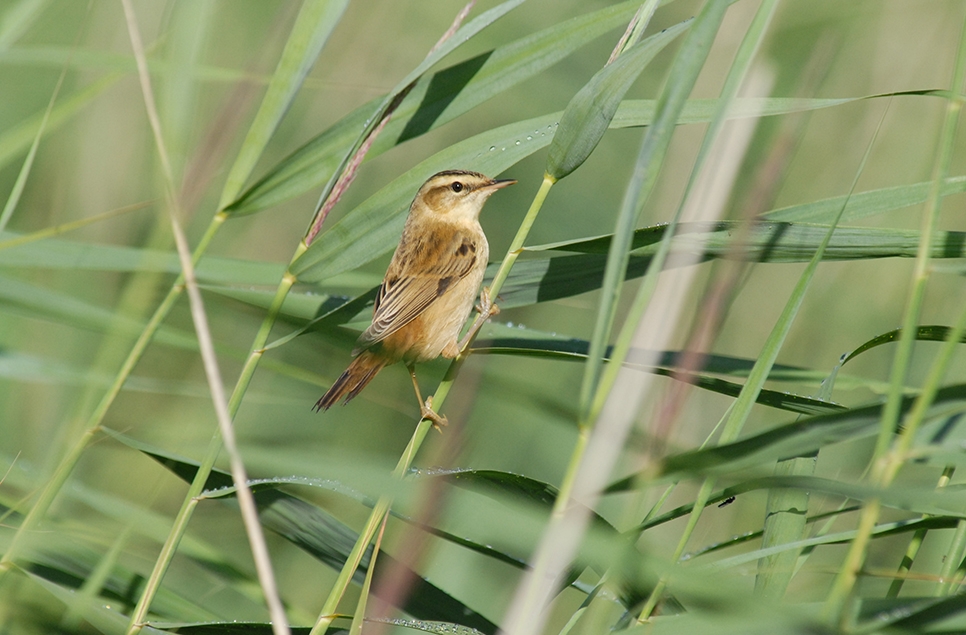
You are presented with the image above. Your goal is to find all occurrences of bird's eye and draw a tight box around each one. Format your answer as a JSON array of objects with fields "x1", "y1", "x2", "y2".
[{"x1": 450, "y1": 181, "x2": 463, "y2": 193}]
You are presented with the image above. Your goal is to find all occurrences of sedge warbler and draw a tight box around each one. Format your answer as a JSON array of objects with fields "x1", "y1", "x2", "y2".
[{"x1": 315, "y1": 169, "x2": 515, "y2": 427}]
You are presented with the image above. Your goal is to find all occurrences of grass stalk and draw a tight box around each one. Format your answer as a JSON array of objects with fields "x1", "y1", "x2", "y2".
[
  {"x1": 120, "y1": 2, "x2": 289, "y2": 632},
  {"x1": 557, "y1": 2, "x2": 776, "y2": 628},
  {"x1": 886, "y1": 466, "x2": 953, "y2": 598},
  {"x1": 124, "y1": 243, "x2": 303, "y2": 634},
  {"x1": 642, "y1": 84, "x2": 886, "y2": 631},
  {"x1": 0, "y1": 57, "x2": 240, "y2": 573},
  {"x1": 936, "y1": 520, "x2": 966, "y2": 596},
  {"x1": 125, "y1": 492, "x2": 203, "y2": 633},
  {"x1": 487, "y1": 175, "x2": 556, "y2": 295},
  {"x1": 515, "y1": 3, "x2": 767, "y2": 627},
  {"x1": 0, "y1": 55, "x2": 66, "y2": 236},
  {"x1": 349, "y1": 514, "x2": 389, "y2": 635},
  {"x1": 111, "y1": 2, "x2": 359, "y2": 627},
  {"x1": 506, "y1": 5, "x2": 739, "y2": 631},
  {"x1": 822, "y1": 17, "x2": 966, "y2": 625}
]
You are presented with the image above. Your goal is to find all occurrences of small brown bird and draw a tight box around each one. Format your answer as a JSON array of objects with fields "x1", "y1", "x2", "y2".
[{"x1": 315, "y1": 169, "x2": 515, "y2": 427}]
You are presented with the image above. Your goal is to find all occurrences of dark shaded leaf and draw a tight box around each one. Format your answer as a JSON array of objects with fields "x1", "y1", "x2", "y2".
[
  {"x1": 106, "y1": 431, "x2": 499, "y2": 635},
  {"x1": 843, "y1": 325, "x2": 966, "y2": 364},
  {"x1": 607, "y1": 383, "x2": 966, "y2": 488},
  {"x1": 472, "y1": 336, "x2": 844, "y2": 415},
  {"x1": 224, "y1": 0, "x2": 652, "y2": 214}
]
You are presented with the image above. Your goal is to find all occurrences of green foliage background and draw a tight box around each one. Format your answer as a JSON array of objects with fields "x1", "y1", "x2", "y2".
[{"x1": 2, "y1": 0, "x2": 966, "y2": 633}]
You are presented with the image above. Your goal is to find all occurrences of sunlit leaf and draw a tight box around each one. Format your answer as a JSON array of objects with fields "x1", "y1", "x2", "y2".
[
  {"x1": 546, "y1": 19, "x2": 690, "y2": 180},
  {"x1": 225, "y1": 0, "x2": 650, "y2": 214}
]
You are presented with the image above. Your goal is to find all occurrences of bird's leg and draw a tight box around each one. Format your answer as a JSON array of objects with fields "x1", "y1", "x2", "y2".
[
  {"x1": 407, "y1": 364, "x2": 447, "y2": 431},
  {"x1": 458, "y1": 286, "x2": 500, "y2": 353}
]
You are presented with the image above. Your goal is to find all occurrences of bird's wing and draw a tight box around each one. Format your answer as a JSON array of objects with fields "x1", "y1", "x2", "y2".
[{"x1": 355, "y1": 226, "x2": 481, "y2": 351}]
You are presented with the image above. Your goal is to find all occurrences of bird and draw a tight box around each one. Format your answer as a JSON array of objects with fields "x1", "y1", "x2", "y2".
[{"x1": 314, "y1": 169, "x2": 515, "y2": 428}]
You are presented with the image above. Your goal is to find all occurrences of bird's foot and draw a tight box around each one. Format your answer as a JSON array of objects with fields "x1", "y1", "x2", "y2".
[
  {"x1": 476, "y1": 286, "x2": 500, "y2": 319},
  {"x1": 459, "y1": 288, "x2": 500, "y2": 354},
  {"x1": 421, "y1": 397, "x2": 448, "y2": 432}
]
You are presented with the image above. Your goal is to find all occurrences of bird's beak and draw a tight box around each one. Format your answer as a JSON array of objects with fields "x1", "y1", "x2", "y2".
[{"x1": 485, "y1": 178, "x2": 516, "y2": 190}]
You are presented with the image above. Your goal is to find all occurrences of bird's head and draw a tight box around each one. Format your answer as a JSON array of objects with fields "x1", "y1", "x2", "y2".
[{"x1": 412, "y1": 169, "x2": 515, "y2": 222}]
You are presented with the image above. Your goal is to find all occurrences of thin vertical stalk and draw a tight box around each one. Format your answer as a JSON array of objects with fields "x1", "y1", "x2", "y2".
[
  {"x1": 0, "y1": 53, "x2": 67, "y2": 235},
  {"x1": 349, "y1": 514, "x2": 390, "y2": 635},
  {"x1": 125, "y1": 243, "x2": 303, "y2": 634},
  {"x1": 503, "y1": 4, "x2": 739, "y2": 632},
  {"x1": 120, "y1": 1, "x2": 288, "y2": 632},
  {"x1": 822, "y1": 13, "x2": 966, "y2": 625},
  {"x1": 888, "y1": 464, "x2": 954, "y2": 598},
  {"x1": 637, "y1": 479, "x2": 716, "y2": 619},
  {"x1": 936, "y1": 520, "x2": 966, "y2": 596},
  {"x1": 488, "y1": 175, "x2": 555, "y2": 294},
  {"x1": 3, "y1": 0, "x2": 335, "y2": 585}
]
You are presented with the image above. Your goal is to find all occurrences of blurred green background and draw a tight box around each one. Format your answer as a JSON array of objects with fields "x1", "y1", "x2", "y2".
[{"x1": 2, "y1": 0, "x2": 966, "y2": 633}]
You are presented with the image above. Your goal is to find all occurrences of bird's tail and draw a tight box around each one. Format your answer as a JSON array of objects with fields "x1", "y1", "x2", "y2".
[{"x1": 314, "y1": 351, "x2": 388, "y2": 412}]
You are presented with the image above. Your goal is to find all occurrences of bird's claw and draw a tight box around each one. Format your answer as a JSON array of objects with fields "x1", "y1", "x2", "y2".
[
  {"x1": 421, "y1": 397, "x2": 448, "y2": 432},
  {"x1": 475, "y1": 286, "x2": 500, "y2": 319}
]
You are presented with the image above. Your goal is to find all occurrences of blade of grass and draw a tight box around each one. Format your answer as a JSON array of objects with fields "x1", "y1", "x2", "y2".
[
  {"x1": 887, "y1": 465, "x2": 957, "y2": 598},
  {"x1": 0, "y1": 201, "x2": 153, "y2": 251},
  {"x1": 124, "y1": 435, "x2": 499, "y2": 632},
  {"x1": 579, "y1": 5, "x2": 774, "y2": 632},
  {"x1": 301, "y1": 0, "x2": 526, "y2": 243},
  {"x1": 118, "y1": 2, "x2": 290, "y2": 632},
  {"x1": 626, "y1": 382, "x2": 966, "y2": 481},
  {"x1": 545, "y1": 15, "x2": 690, "y2": 181},
  {"x1": 292, "y1": 93, "x2": 873, "y2": 283},
  {"x1": 822, "y1": 15, "x2": 966, "y2": 626},
  {"x1": 349, "y1": 515, "x2": 388, "y2": 635},
  {"x1": 72, "y1": 0, "x2": 343, "y2": 625},
  {"x1": 0, "y1": 73, "x2": 121, "y2": 172},
  {"x1": 642, "y1": 104, "x2": 890, "y2": 620},
  {"x1": 0, "y1": 0, "x2": 340, "y2": 628},
  {"x1": 0, "y1": 52, "x2": 67, "y2": 235},
  {"x1": 226, "y1": 0, "x2": 655, "y2": 215},
  {"x1": 218, "y1": 0, "x2": 349, "y2": 209},
  {"x1": 502, "y1": 2, "x2": 738, "y2": 633},
  {"x1": 473, "y1": 338, "x2": 842, "y2": 415}
]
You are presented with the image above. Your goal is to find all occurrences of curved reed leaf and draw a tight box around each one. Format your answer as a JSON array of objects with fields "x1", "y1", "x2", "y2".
[
  {"x1": 631, "y1": 383, "x2": 966, "y2": 482},
  {"x1": 764, "y1": 175, "x2": 966, "y2": 224},
  {"x1": 224, "y1": 0, "x2": 650, "y2": 215},
  {"x1": 217, "y1": 0, "x2": 349, "y2": 209},
  {"x1": 110, "y1": 431, "x2": 500, "y2": 635},
  {"x1": 26, "y1": 571, "x2": 170, "y2": 635},
  {"x1": 842, "y1": 325, "x2": 966, "y2": 364},
  {"x1": 289, "y1": 95, "x2": 874, "y2": 283},
  {"x1": 665, "y1": 476, "x2": 966, "y2": 524},
  {"x1": 859, "y1": 594, "x2": 966, "y2": 632},
  {"x1": 707, "y1": 516, "x2": 964, "y2": 567},
  {"x1": 546, "y1": 19, "x2": 690, "y2": 180},
  {"x1": 528, "y1": 221, "x2": 966, "y2": 259},
  {"x1": 497, "y1": 224, "x2": 966, "y2": 308},
  {"x1": 471, "y1": 338, "x2": 843, "y2": 415}
]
